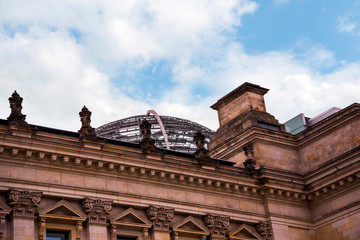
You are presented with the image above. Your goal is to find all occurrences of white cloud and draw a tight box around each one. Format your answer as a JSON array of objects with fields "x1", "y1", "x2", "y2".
[
  {"x1": 0, "y1": 27, "x2": 151, "y2": 130},
  {"x1": 337, "y1": 16, "x2": 357, "y2": 33},
  {"x1": 156, "y1": 43, "x2": 360, "y2": 129},
  {"x1": 0, "y1": 0, "x2": 359, "y2": 135}
]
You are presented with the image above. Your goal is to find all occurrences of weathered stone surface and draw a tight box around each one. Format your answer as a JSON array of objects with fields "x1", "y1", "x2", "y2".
[
  {"x1": 82, "y1": 198, "x2": 112, "y2": 223},
  {"x1": 0, "y1": 84, "x2": 359, "y2": 240},
  {"x1": 7, "y1": 189, "x2": 42, "y2": 216}
]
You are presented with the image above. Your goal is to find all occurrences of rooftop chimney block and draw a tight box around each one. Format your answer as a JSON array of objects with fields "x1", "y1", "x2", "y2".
[
  {"x1": 209, "y1": 82, "x2": 285, "y2": 151},
  {"x1": 211, "y1": 82, "x2": 269, "y2": 126}
]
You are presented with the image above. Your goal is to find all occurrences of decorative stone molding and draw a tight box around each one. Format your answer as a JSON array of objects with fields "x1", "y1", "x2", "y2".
[
  {"x1": 7, "y1": 91, "x2": 30, "y2": 128},
  {"x1": 171, "y1": 215, "x2": 210, "y2": 240},
  {"x1": 256, "y1": 221, "x2": 272, "y2": 240},
  {"x1": 0, "y1": 201, "x2": 11, "y2": 221},
  {"x1": 38, "y1": 199, "x2": 87, "y2": 221},
  {"x1": 38, "y1": 218, "x2": 46, "y2": 240},
  {"x1": 203, "y1": 214, "x2": 230, "y2": 239},
  {"x1": 75, "y1": 221, "x2": 83, "y2": 240},
  {"x1": 1, "y1": 141, "x2": 359, "y2": 204},
  {"x1": 7, "y1": 189, "x2": 42, "y2": 216},
  {"x1": 0, "y1": 200, "x2": 11, "y2": 238},
  {"x1": 139, "y1": 120, "x2": 158, "y2": 154},
  {"x1": 146, "y1": 206, "x2": 174, "y2": 231},
  {"x1": 229, "y1": 223, "x2": 263, "y2": 240},
  {"x1": 110, "y1": 207, "x2": 152, "y2": 240},
  {"x1": 242, "y1": 144, "x2": 261, "y2": 176},
  {"x1": 82, "y1": 198, "x2": 112, "y2": 223},
  {"x1": 78, "y1": 106, "x2": 97, "y2": 140}
]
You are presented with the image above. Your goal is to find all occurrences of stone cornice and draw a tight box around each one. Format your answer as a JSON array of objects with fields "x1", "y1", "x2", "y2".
[
  {"x1": 209, "y1": 103, "x2": 359, "y2": 160},
  {"x1": 2, "y1": 144, "x2": 359, "y2": 207},
  {"x1": 1, "y1": 121, "x2": 359, "y2": 210},
  {"x1": 209, "y1": 126, "x2": 296, "y2": 159},
  {"x1": 210, "y1": 82, "x2": 269, "y2": 110}
]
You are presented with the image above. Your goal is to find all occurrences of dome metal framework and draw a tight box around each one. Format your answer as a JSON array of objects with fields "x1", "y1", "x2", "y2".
[{"x1": 95, "y1": 111, "x2": 214, "y2": 154}]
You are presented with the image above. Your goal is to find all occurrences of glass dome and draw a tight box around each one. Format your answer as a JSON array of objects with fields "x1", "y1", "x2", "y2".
[{"x1": 95, "y1": 111, "x2": 214, "y2": 154}]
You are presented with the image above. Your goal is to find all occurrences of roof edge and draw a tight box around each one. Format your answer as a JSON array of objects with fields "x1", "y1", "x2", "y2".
[{"x1": 210, "y1": 82, "x2": 269, "y2": 110}]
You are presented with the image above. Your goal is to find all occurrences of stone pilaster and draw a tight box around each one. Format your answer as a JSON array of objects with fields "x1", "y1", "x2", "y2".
[
  {"x1": 203, "y1": 214, "x2": 230, "y2": 240},
  {"x1": 7, "y1": 189, "x2": 42, "y2": 240},
  {"x1": 146, "y1": 206, "x2": 174, "y2": 240},
  {"x1": 82, "y1": 198, "x2": 112, "y2": 240},
  {"x1": 0, "y1": 201, "x2": 11, "y2": 240}
]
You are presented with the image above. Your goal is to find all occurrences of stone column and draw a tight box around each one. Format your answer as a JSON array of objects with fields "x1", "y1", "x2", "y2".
[
  {"x1": 146, "y1": 206, "x2": 174, "y2": 240},
  {"x1": 82, "y1": 198, "x2": 112, "y2": 240},
  {"x1": 7, "y1": 189, "x2": 42, "y2": 240},
  {"x1": 203, "y1": 214, "x2": 230, "y2": 240}
]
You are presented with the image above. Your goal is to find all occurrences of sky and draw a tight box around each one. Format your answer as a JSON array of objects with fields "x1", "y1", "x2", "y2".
[{"x1": 0, "y1": 0, "x2": 360, "y2": 131}]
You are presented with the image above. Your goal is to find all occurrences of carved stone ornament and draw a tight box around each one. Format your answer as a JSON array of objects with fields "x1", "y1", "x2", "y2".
[
  {"x1": 256, "y1": 221, "x2": 272, "y2": 240},
  {"x1": 203, "y1": 214, "x2": 230, "y2": 238},
  {"x1": 78, "y1": 106, "x2": 97, "y2": 140},
  {"x1": 38, "y1": 218, "x2": 46, "y2": 240},
  {"x1": 242, "y1": 143, "x2": 261, "y2": 176},
  {"x1": 146, "y1": 206, "x2": 174, "y2": 231},
  {"x1": 7, "y1": 189, "x2": 42, "y2": 216},
  {"x1": 193, "y1": 131, "x2": 209, "y2": 159},
  {"x1": 139, "y1": 120, "x2": 158, "y2": 154},
  {"x1": 7, "y1": 91, "x2": 30, "y2": 128},
  {"x1": 82, "y1": 198, "x2": 112, "y2": 223}
]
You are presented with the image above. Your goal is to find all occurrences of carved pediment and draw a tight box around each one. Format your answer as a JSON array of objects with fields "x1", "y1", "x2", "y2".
[
  {"x1": 111, "y1": 208, "x2": 152, "y2": 229},
  {"x1": 229, "y1": 224, "x2": 263, "y2": 240},
  {"x1": 173, "y1": 216, "x2": 210, "y2": 236},
  {"x1": 39, "y1": 199, "x2": 87, "y2": 221},
  {"x1": 0, "y1": 200, "x2": 11, "y2": 216}
]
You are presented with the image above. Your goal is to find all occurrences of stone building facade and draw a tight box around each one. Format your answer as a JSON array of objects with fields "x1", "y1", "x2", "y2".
[{"x1": 0, "y1": 83, "x2": 359, "y2": 240}]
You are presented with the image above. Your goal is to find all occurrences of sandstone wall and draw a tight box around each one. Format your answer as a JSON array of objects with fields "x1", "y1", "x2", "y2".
[{"x1": 298, "y1": 117, "x2": 360, "y2": 173}]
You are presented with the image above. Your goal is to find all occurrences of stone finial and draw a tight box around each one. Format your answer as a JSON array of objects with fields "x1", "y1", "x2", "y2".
[
  {"x1": 193, "y1": 131, "x2": 209, "y2": 159},
  {"x1": 146, "y1": 206, "x2": 174, "y2": 231},
  {"x1": 7, "y1": 189, "x2": 42, "y2": 216},
  {"x1": 256, "y1": 221, "x2": 272, "y2": 240},
  {"x1": 82, "y1": 198, "x2": 112, "y2": 223},
  {"x1": 78, "y1": 106, "x2": 97, "y2": 140},
  {"x1": 203, "y1": 214, "x2": 230, "y2": 238},
  {"x1": 139, "y1": 119, "x2": 157, "y2": 153},
  {"x1": 7, "y1": 91, "x2": 30, "y2": 128}
]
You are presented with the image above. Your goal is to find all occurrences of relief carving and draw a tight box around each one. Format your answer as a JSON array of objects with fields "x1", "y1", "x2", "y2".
[
  {"x1": 146, "y1": 206, "x2": 174, "y2": 231},
  {"x1": 204, "y1": 214, "x2": 230, "y2": 238},
  {"x1": 256, "y1": 221, "x2": 272, "y2": 240},
  {"x1": 242, "y1": 144, "x2": 261, "y2": 176},
  {"x1": 82, "y1": 198, "x2": 112, "y2": 223},
  {"x1": 7, "y1": 91, "x2": 30, "y2": 128},
  {"x1": 7, "y1": 189, "x2": 42, "y2": 216},
  {"x1": 38, "y1": 218, "x2": 46, "y2": 240},
  {"x1": 75, "y1": 221, "x2": 83, "y2": 240}
]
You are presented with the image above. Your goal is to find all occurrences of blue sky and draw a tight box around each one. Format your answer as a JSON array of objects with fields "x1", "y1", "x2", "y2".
[
  {"x1": 240, "y1": 1, "x2": 360, "y2": 64},
  {"x1": 0, "y1": 0, "x2": 359, "y2": 131}
]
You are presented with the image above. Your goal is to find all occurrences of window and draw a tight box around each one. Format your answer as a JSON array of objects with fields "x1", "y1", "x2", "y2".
[
  {"x1": 117, "y1": 237, "x2": 136, "y2": 240},
  {"x1": 46, "y1": 230, "x2": 69, "y2": 240}
]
